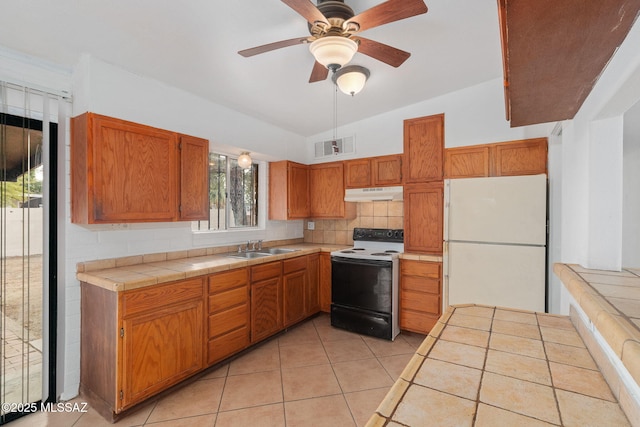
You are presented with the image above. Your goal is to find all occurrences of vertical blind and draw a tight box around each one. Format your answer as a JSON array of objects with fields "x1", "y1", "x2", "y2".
[{"x1": 0, "y1": 80, "x2": 64, "y2": 422}]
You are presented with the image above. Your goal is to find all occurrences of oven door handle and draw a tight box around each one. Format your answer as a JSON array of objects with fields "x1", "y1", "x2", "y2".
[{"x1": 331, "y1": 256, "x2": 392, "y2": 267}]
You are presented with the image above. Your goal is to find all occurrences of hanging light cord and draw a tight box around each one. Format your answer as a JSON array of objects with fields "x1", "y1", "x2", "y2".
[{"x1": 333, "y1": 78, "x2": 338, "y2": 142}]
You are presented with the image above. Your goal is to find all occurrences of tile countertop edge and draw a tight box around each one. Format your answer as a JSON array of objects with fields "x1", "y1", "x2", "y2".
[
  {"x1": 366, "y1": 306, "x2": 454, "y2": 426},
  {"x1": 553, "y1": 263, "x2": 640, "y2": 388},
  {"x1": 76, "y1": 244, "x2": 347, "y2": 292}
]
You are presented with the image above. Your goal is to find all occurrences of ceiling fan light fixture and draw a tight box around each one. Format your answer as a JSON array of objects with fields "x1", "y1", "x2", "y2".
[
  {"x1": 332, "y1": 65, "x2": 370, "y2": 96},
  {"x1": 237, "y1": 152, "x2": 253, "y2": 169},
  {"x1": 309, "y1": 36, "x2": 358, "y2": 70}
]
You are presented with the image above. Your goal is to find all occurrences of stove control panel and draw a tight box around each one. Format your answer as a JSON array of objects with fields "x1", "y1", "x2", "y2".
[{"x1": 352, "y1": 228, "x2": 404, "y2": 243}]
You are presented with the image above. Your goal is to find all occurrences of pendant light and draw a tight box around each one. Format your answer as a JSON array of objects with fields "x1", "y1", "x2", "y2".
[{"x1": 237, "y1": 152, "x2": 252, "y2": 169}]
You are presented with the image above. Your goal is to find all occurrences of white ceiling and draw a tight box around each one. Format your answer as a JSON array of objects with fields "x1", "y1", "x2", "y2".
[{"x1": 0, "y1": 0, "x2": 504, "y2": 137}]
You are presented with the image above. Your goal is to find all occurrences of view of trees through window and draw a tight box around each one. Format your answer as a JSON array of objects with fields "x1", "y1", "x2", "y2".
[{"x1": 193, "y1": 153, "x2": 258, "y2": 231}]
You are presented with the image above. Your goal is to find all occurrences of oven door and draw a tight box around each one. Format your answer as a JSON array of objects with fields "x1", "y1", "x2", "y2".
[{"x1": 331, "y1": 256, "x2": 393, "y2": 313}]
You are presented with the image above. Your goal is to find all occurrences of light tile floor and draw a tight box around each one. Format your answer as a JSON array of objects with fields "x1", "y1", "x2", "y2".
[{"x1": 9, "y1": 314, "x2": 425, "y2": 427}]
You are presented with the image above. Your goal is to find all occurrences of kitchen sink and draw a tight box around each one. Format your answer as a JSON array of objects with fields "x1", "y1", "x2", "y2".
[
  {"x1": 224, "y1": 251, "x2": 273, "y2": 259},
  {"x1": 257, "y1": 248, "x2": 300, "y2": 255}
]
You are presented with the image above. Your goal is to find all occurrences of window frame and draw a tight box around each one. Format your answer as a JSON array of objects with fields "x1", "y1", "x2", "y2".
[{"x1": 192, "y1": 152, "x2": 266, "y2": 235}]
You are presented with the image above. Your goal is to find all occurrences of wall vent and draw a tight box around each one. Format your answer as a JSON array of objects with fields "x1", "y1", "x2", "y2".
[{"x1": 314, "y1": 136, "x2": 355, "y2": 159}]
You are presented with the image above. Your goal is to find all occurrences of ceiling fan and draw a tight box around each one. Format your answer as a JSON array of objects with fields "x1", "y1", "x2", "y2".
[{"x1": 238, "y1": 0, "x2": 428, "y2": 83}]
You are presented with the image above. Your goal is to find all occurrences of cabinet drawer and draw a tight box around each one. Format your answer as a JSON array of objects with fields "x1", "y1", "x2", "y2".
[
  {"x1": 251, "y1": 261, "x2": 282, "y2": 282},
  {"x1": 209, "y1": 268, "x2": 247, "y2": 294},
  {"x1": 208, "y1": 286, "x2": 247, "y2": 314},
  {"x1": 402, "y1": 276, "x2": 440, "y2": 294},
  {"x1": 122, "y1": 278, "x2": 203, "y2": 317},
  {"x1": 401, "y1": 261, "x2": 441, "y2": 279},
  {"x1": 283, "y1": 256, "x2": 306, "y2": 274},
  {"x1": 209, "y1": 304, "x2": 248, "y2": 338},
  {"x1": 400, "y1": 311, "x2": 439, "y2": 334},
  {"x1": 401, "y1": 290, "x2": 440, "y2": 314},
  {"x1": 207, "y1": 326, "x2": 249, "y2": 365}
]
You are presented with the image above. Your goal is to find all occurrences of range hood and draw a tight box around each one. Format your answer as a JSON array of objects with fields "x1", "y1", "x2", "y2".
[{"x1": 344, "y1": 186, "x2": 404, "y2": 202}]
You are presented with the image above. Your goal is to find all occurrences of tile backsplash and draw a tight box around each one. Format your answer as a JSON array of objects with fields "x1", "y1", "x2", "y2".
[{"x1": 303, "y1": 201, "x2": 404, "y2": 245}]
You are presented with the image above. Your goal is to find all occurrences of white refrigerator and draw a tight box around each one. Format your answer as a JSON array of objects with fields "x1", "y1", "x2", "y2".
[{"x1": 443, "y1": 174, "x2": 547, "y2": 312}]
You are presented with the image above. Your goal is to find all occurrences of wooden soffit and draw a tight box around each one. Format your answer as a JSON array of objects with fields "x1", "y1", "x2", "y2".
[{"x1": 498, "y1": 0, "x2": 640, "y2": 127}]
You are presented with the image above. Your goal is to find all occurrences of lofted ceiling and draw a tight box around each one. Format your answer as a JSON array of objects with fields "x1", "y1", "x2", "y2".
[{"x1": 0, "y1": 0, "x2": 504, "y2": 137}]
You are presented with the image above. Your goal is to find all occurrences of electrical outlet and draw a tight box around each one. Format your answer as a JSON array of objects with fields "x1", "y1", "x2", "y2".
[{"x1": 307, "y1": 221, "x2": 315, "y2": 230}]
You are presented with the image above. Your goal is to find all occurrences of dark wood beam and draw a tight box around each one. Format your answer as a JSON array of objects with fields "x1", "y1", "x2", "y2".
[{"x1": 499, "y1": 0, "x2": 640, "y2": 127}]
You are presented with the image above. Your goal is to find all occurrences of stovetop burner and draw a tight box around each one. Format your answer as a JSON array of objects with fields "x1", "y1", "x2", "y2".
[{"x1": 331, "y1": 228, "x2": 404, "y2": 261}]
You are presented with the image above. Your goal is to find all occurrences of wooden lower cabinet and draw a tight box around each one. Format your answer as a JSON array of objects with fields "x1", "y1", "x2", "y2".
[
  {"x1": 207, "y1": 268, "x2": 250, "y2": 365},
  {"x1": 120, "y1": 279, "x2": 205, "y2": 410},
  {"x1": 283, "y1": 257, "x2": 307, "y2": 327},
  {"x1": 251, "y1": 261, "x2": 283, "y2": 343},
  {"x1": 80, "y1": 251, "x2": 326, "y2": 420},
  {"x1": 80, "y1": 277, "x2": 205, "y2": 419},
  {"x1": 319, "y1": 252, "x2": 332, "y2": 312},
  {"x1": 307, "y1": 254, "x2": 321, "y2": 314},
  {"x1": 400, "y1": 260, "x2": 442, "y2": 334}
]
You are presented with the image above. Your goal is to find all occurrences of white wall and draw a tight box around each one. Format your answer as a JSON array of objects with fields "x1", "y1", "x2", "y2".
[
  {"x1": 623, "y1": 100, "x2": 640, "y2": 266},
  {"x1": 557, "y1": 17, "x2": 640, "y2": 273},
  {"x1": 305, "y1": 78, "x2": 555, "y2": 161}
]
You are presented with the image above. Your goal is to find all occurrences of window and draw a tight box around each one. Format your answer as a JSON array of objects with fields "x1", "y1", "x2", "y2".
[{"x1": 192, "y1": 153, "x2": 258, "y2": 231}]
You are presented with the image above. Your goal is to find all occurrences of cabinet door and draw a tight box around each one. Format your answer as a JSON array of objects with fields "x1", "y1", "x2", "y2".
[
  {"x1": 403, "y1": 114, "x2": 444, "y2": 183},
  {"x1": 404, "y1": 183, "x2": 443, "y2": 254},
  {"x1": 444, "y1": 146, "x2": 490, "y2": 179},
  {"x1": 319, "y1": 252, "x2": 332, "y2": 312},
  {"x1": 251, "y1": 276, "x2": 282, "y2": 343},
  {"x1": 372, "y1": 155, "x2": 403, "y2": 186},
  {"x1": 306, "y1": 254, "x2": 321, "y2": 315},
  {"x1": 268, "y1": 161, "x2": 309, "y2": 220},
  {"x1": 283, "y1": 270, "x2": 306, "y2": 327},
  {"x1": 92, "y1": 115, "x2": 179, "y2": 222},
  {"x1": 288, "y1": 162, "x2": 310, "y2": 218},
  {"x1": 310, "y1": 162, "x2": 355, "y2": 218},
  {"x1": 345, "y1": 159, "x2": 372, "y2": 188},
  {"x1": 121, "y1": 298, "x2": 203, "y2": 408},
  {"x1": 491, "y1": 138, "x2": 547, "y2": 176},
  {"x1": 179, "y1": 135, "x2": 209, "y2": 220},
  {"x1": 250, "y1": 262, "x2": 282, "y2": 343}
]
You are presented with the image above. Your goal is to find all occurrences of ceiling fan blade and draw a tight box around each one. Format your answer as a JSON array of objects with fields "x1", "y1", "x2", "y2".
[
  {"x1": 345, "y1": 0, "x2": 427, "y2": 33},
  {"x1": 238, "y1": 37, "x2": 309, "y2": 57},
  {"x1": 356, "y1": 37, "x2": 410, "y2": 67},
  {"x1": 309, "y1": 61, "x2": 329, "y2": 83},
  {"x1": 281, "y1": 0, "x2": 329, "y2": 25}
]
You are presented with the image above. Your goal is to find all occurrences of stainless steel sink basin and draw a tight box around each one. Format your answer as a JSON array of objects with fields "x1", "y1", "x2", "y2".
[
  {"x1": 225, "y1": 251, "x2": 273, "y2": 259},
  {"x1": 257, "y1": 248, "x2": 300, "y2": 255}
]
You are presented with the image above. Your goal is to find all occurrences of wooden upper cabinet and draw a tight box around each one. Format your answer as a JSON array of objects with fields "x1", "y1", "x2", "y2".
[
  {"x1": 269, "y1": 161, "x2": 309, "y2": 220},
  {"x1": 344, "y1": 159, "x2": 372, "y2": 188},
  {"x1": 71, "y1": 113, "x2": 209, "y2": 224},
  {"x1": 443, "y1": 138, "x2": 547, "y2": 179},
  {"x1": 403, "y1": 114, "x2": 444, "y2": 183},
  {"x1": 345, "y1": 154, "x2": 402, "y2": 188},
  {"x1": 444, "y1": 146, "x2": 490, "y2": 179},
  {"x1": 404, "y1": 182, "x2": 443, "y2": 254},
  {"x1": 179, "y1": 135, "x2": 209, "y2": 221},
  {"x1": 372, "y1": 155, "x2": 402, "y2": 186},
  {"x1": 492, "y1": 138, "x2": 547, "y2": 176},
  {"x1": 309, "y1": 162, "x2": 356, "y2": 219}
]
